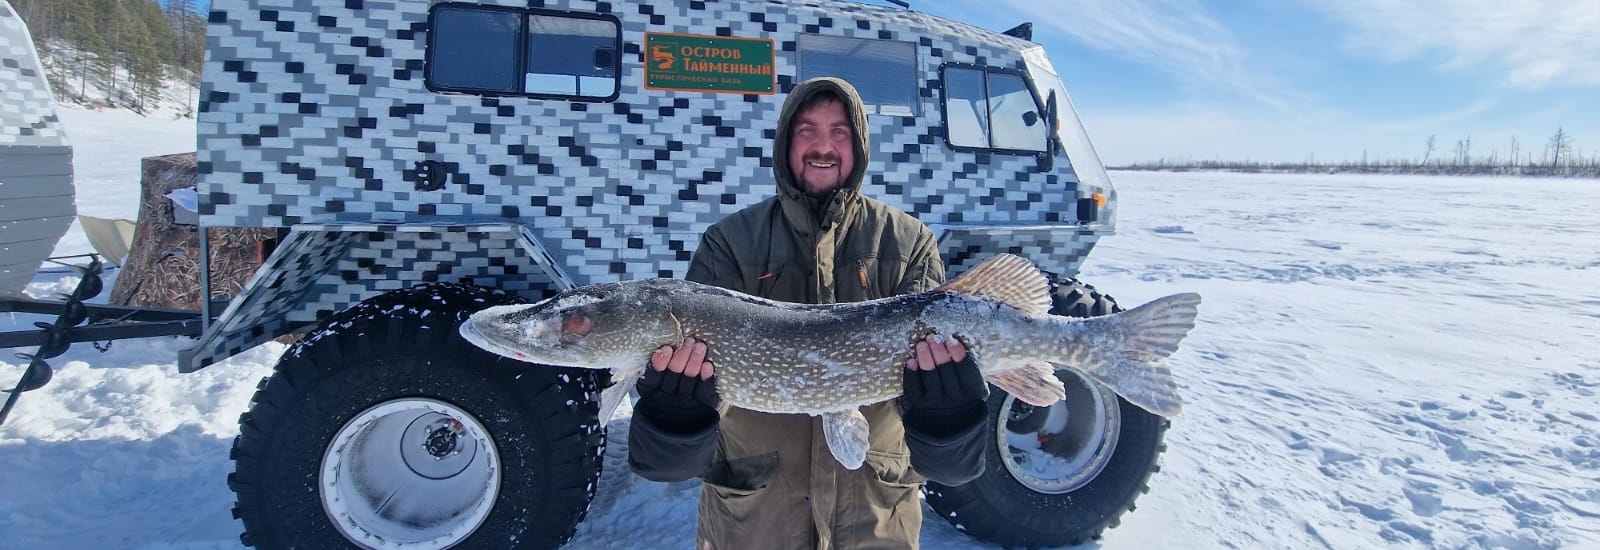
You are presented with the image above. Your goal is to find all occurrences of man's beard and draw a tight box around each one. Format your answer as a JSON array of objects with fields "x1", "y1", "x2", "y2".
[{"x1": 800, "y1": 152, "x2": 843, "y2": 196}]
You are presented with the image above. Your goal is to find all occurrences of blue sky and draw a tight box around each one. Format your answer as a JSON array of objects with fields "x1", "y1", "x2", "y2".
[
  {"x1": 908, "y1": 0, "x2": 1600, "y2": 166},
  {"x1": 177, "y1": 0, "x2": 1596, "y2": 166}
]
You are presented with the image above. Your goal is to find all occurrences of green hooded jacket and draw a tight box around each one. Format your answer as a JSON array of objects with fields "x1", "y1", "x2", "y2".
[{"x1": 628, "y1": 78, "x2": 987, "y2": 550}]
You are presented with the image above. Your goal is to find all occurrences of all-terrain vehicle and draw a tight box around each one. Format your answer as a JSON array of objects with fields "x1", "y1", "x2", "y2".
[{"x1": 3, "y1": 0, "x2": 1167, "y2": 548}]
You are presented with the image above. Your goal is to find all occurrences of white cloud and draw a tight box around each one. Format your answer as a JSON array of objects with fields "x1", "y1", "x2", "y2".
[
  {"x1": 1304, "y1": 0, "x2": 1600, "y2": 90},
  {"x1": 1368, "y1": 98, "x2": 1499, "y2": 133},
  {"x1": 998, "y1": 0, "x2": 1301, "y2": 109}
]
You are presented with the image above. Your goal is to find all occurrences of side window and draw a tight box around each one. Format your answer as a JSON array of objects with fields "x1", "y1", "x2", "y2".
[
  {"x1": 943, "y1": 68, "x2": 988, "y2": 148},
  {"x1": 525, "y1": 15, "x2": 618, "y2": 98},
  {"x1": 941, "y1": 65, "x2": 1048, "y2": 153},
  {"x1": 429, "y1": 8, "x2": 521, "y2": 93},
  {"x1": 427, "y1": 4, "x2": 620, "y2": 101},
  {"x1": 798, "y1": 34, "x2": 918, "y2": 116}
]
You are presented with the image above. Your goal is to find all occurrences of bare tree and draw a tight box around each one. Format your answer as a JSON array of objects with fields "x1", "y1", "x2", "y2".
[
  {"x1": 1547, "y1": 126, "x2": 1573, "y2": 171},
  {"x1": 1422, "y1": 135, "x2": 1437, "y2": 166}
]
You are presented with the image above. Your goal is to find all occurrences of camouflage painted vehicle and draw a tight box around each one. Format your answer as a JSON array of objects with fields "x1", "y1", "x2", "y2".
[{"x1": 7, "y1": 0, "x2": 1172, "y2": 548}]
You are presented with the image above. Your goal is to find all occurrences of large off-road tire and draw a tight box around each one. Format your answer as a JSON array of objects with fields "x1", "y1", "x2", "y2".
[
  {"x1": 924, "y1": 278, "x2": 1170, "y2": 548},
  {"x1": 228, "y1": 283, "x2": 605, "y2": 550}
]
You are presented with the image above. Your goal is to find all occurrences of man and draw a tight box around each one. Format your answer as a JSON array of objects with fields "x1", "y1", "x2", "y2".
[{"x1": 628, "y1": 77, "x2": 990, "y2": 550}]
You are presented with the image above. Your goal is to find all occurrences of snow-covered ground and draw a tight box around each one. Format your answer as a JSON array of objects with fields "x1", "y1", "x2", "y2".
[{"x1": 2, "y1": 108, "x2": 1599, "y2": 549}]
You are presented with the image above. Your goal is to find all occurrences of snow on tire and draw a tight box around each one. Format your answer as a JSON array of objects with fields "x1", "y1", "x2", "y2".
[
  {"x1": 923, "y1": 278, "x2": 1170, "y2": 549},
  {"x1": 227, "y1": 283, "x2": 606, "y2": 550}
]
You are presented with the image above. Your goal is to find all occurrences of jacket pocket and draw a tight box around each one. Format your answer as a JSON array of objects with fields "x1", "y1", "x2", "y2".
[
  {"x1": 856, "y1": 448, "x2": 924, "y2": 544},
  {"x1": 699, "y1": 477, "x2": 768, "y2": 535},
  {"x1": 702, "y1": 451, "x2": 779, "y2": 492},
  {"x1": 864, "y1": 449, "x2": 924, "y2": 489},
  {"x1": 699, "y1": 452, "x2": 780, "y2": 526}
]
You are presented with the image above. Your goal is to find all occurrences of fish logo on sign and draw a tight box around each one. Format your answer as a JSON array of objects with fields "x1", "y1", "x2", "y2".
[{"x1": 651, "y1": 44, "x2": 675, "y2": 70}]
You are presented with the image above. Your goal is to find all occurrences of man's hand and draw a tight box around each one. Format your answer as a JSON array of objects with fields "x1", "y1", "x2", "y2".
[
  {"x1": 901, "y1": 336, "x2": 989, "y2": 437},
  {"x1": 651, "y1": 337, "x2": 715, "y2": 380},
  {"x1": 906, "y1": 336, "x2": 967, "y2": 373},
  {"x1": 635, "y1": 338, "x2": 720, "y2": 434}
]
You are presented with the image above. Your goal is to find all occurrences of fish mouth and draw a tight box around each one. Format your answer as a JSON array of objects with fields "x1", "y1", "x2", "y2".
[{"x1": 459, "y1": 318, "x2": 530, "y2": 361}]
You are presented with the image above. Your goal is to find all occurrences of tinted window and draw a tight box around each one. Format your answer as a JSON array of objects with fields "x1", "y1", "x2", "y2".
[
  {"x1": 798, "y1": 34, "x2": 918, "y2": 116},
  {"x1": 525, "y1": 15, "x2": 618, "y2": 98},
  {"x1": 427, "y1": 5, "x2": 620, "y2": 101},
  {"x1": 430, "y1": 8, "x2": 520, "y2": 93}
]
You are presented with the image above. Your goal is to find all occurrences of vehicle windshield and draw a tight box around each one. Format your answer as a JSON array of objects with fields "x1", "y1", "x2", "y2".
[{"x1": 1022, "y1": 47, "x2": 1112, "y2": 195}]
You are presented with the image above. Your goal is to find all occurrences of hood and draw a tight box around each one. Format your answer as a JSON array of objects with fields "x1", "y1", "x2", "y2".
[{"x1": 772, "y1": 77, "x2": 870, "y2": 232}]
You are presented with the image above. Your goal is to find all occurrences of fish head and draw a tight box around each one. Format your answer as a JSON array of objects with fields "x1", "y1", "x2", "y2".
[{"x1": 460, "y1": 281, "x2": 677, "y2": 368}]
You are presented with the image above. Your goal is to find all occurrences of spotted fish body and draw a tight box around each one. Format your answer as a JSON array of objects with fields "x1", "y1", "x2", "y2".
[{"x1": 460, "y1": 254, "x2": 1201, "y2": 469}]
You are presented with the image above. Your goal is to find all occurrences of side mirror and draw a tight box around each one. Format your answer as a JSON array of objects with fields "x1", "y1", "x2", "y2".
[{"x1": 1039, "y1": 91, "x2": 1058, "y2": 172}]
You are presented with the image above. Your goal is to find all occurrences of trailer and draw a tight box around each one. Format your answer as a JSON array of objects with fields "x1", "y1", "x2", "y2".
[
  {"x1": 0, "y1": 1, "x2": 206, "y2": 423},
  {"x1": 4, "y1": 1, "x2": 1170, "y2": 548}
]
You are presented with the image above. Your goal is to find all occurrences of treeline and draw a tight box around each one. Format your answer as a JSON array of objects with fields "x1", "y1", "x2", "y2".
[
  {"x1": 1120, "y1": 128, "x2": 1600, "y2": 178},
  {"x1": 10, "y1": 0, "x2": 205, "y2": 114}
]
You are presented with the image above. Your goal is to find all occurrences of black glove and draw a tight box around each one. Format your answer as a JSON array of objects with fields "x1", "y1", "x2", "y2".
[
  {"x1": 900, "y1": 355, "x2": 990, "y2": 438},
  {"x1": 635, "y1": 367, "x2": 720, "y2": 435}
]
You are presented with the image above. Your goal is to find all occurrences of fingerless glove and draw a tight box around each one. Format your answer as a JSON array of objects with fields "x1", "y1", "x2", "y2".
[
  {"x1": 900, "y1": 355, "x2": 989, "y2": 438},
  {"x1": 635, "y1": 367, "x2": 720, "y2": 435}
]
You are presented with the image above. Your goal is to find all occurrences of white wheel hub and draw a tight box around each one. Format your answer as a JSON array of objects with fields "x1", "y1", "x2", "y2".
[
  {"x1": 321, "y1": 398, "x2": 500, "y2": 549},
  {"x1": 996, "y1": 368, "x2": 1122, "y2": 494}
]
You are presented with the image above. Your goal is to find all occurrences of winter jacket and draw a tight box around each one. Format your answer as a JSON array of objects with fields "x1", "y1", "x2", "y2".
[{"x1": 628, "y1": 77, "x2": 988, "y2": 550}]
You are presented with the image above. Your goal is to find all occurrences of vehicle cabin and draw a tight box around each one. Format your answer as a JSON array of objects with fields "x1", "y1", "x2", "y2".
[{"x1": 187, "y1": 0, "x2": 1117, "y2": 370}]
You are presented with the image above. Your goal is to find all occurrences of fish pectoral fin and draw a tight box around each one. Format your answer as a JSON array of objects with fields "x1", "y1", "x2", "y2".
[
  {"x1": 598, "y1": 364, "x2": 645, "y2": 424},
  {"x1": 820, "y1": 410, "x2": 870, "y2": 470},
  {"x1": 985, "y1": 363, "x2": 1066, "y2": 407}
]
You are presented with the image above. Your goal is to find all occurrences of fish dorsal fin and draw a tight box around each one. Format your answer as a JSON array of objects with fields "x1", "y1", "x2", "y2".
[{"x1": 935, "y1": 254, "x2": 1051, "y2": 315}]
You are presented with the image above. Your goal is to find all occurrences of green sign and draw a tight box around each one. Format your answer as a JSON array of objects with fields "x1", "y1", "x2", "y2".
[{"x1": 645, "y1": 33, "x2": 776, "y2": 95}]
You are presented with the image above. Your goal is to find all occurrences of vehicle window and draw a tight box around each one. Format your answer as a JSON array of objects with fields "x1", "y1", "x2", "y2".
[
  {"x1": 941, "y1": 65, "x2": 1047, "y2": 153},
  {"x1": 429, "y1": 7, "x2": 520, "y2": 93},
  {"x1": 525, "y1": 15, "x2": 618, "y2": 98},
  {"x1": 427, "y1": 4, "x2": 620, "y2": 101},
  {"x1": 798, "y1": 34, "x2": 918, "y2": 116},
  {"x1": 942, "y1": 67, "x2": 988, "y2": 148},
  {"x1": 987, "y1": 72, "x2": 1045, "y2": 151}
]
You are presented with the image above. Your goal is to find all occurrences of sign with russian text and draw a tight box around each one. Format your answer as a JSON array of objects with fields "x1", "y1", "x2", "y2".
[{"x1": 644, "y1": 33, "x2": 776, "y2": 94}]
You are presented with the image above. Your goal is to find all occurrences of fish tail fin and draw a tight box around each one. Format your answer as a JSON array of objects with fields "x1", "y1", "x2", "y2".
[{"x1": 1078, "y1": 292, "x2": 1201, "y2": 417}]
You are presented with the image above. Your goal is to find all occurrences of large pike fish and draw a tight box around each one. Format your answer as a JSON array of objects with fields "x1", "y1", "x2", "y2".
[{"x1": 460, "y1": 254, "x2": 1200, "y2": 469}]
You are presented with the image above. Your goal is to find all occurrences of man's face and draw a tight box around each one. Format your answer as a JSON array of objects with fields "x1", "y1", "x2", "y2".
[{"x1": 788, "y1": 99, "x2": 855, "y2": 196}]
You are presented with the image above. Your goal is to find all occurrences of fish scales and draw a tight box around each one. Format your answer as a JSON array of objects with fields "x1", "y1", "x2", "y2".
[
  {"x1": 459, "y1": 253, "x2": 1201, "y2": 468},
  {"x1": 668, "y1": 288, "x2": 1011, "y2": 414}
]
